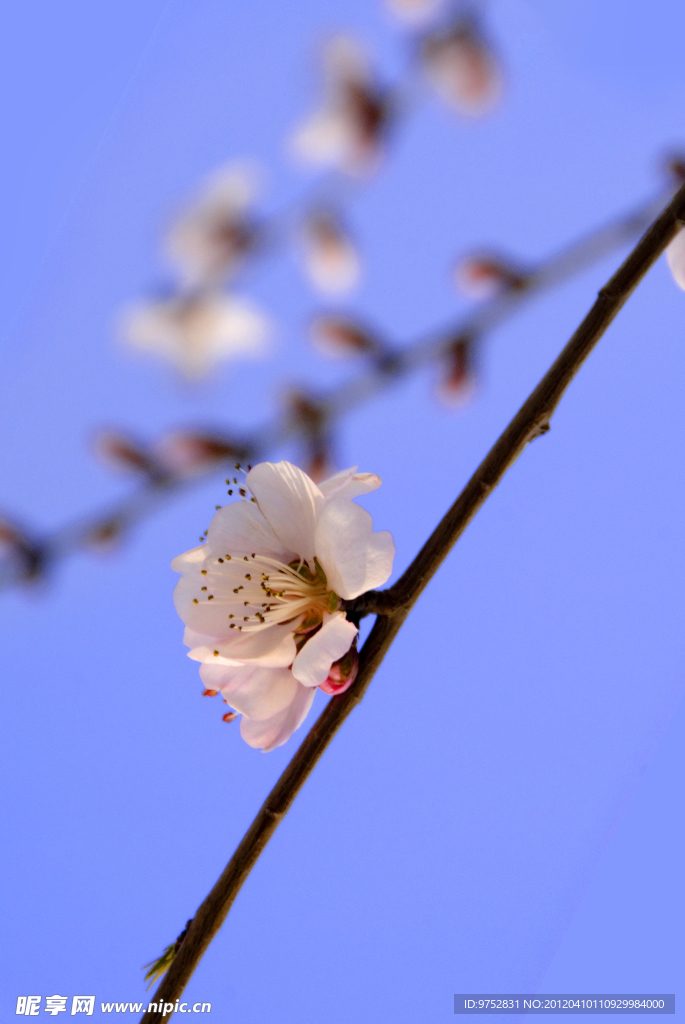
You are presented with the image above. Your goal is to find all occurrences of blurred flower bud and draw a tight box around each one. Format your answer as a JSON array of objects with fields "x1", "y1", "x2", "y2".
[
  {"x1": 310, "y1": 315, "x2": 379, "y2": 358},
  {"x1": 153, "y1": 431, "x2": 246, "y2": 476},
  {"x1": 386, "y1": 0, "x2": 445, "y2": 26},
  {"x1": 301, "y1": 209, "x2": 361, "y2": 294},
  {"x1": 305, "y1": 445, "x2": 335, "y2": 484},
  {"x1": 319, "y1": 642, "x2": 359, "y2": 695},
  {"x1": 666, "y1": 228, "x2": 685, "y2": 291},
  {"x1": 93, "y1": 430, "x2": 160, "y2": 476},
  {"x1": 0, "y1": 517, "x2": 44, "y2": 583},
  {"x1": 83, "y1": 517, "x2": 127, "y2": 552},
  {"x1": 454, "y1": 252, "x2": 529, "y2": 299},
  {"x1": 166, "y1": 162, "x2": 264, "y2": 287},
  {"x1": 662, "y1": 152, "x2": 685, "y2": 186},
  {"x1": 291, "y1": 35, "x2": 392, "y2": 176},
  {"x1": 420, "y1": 18, "x2": 502, "y2": 116},
  {"x1": 436, "y1": 336, "x2": 476, "y2": 407},
  {"x1": 121, "y1": 292, "x2": 271, "y2": 379}
]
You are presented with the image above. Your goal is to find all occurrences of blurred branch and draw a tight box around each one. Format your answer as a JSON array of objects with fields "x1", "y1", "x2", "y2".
[
  {"x1": 0, "y1": 184, "x2": 671, "y2": 593},
  {"x1": 139, "y1": 178, "x2": 685, "y2": 1024}
]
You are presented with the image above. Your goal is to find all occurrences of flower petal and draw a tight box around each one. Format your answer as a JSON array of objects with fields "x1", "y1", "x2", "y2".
[
  {"x1": 199, "y1": 663, "x2": 301, "y2": 720},
  {"x1": 318, "y1": 466, "x2": 382, "y2": 503},
  {"x1": 186, "y1": 622, "x2": 298, "y2": 666},
  {"x1": 206, "y1": 496, "x2": 294, "y2": 562},
  {"x1": 314, "y1": 498, "x2": 395, "y2": 599},
  {"x1": 291, "y1": 611, "x2": 359, "y2": 687},
  {"x1": 246, "y1": 461, "x2": 325, "y2": 561},
  {"x1": 239, "y1": 683, "x2": 316, "y2": 752},
  {"x1": 171, "y1": 544, "x2": 207, "y2": 574}
]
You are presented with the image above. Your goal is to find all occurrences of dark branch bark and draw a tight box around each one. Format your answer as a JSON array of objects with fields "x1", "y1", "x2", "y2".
[{"x1": 139, "y1": 180, "x2": 685, "y2": 1022}]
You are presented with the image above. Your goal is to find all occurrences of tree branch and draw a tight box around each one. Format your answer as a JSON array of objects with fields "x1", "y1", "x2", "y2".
[
  {"x1": 0, "y1": 186, "x2": 671, "y2": 594},
  {"x1": 139, "y1": 179, "x2": 685, "y2": 1022}
]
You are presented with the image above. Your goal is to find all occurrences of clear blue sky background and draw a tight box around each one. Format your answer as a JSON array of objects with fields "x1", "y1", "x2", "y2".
[{"x1": 1, "y1": 0, "x2": 683, "y2": 1019}]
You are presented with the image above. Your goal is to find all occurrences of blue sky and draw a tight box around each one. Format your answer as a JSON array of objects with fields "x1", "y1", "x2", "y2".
[{"x1": 1, "y1": 0, "x2": 683, "y2": 1019}]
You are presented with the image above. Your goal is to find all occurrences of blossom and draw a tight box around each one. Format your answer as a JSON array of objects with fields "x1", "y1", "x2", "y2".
[
  {"x1": 301, "y1": 210, "x2": 361, "y2": 294},
  {"x1": 291, "y1": 36, "x2": 391, "y2": 176},
  {"x1": 420, "y1": 19, "x2": 502, "y2": 116},
  {"x1": 121, "y1": 292, "x2": 270, "y2": 378},
  {"x1": 166, "y1": 163, "x2": 263, "y2": 288},
  {"x1": 666, "y1": 227, "x2": 685, "y2": 291},
  {"x1": 172, "y1": 461, "x2": 395, "y2": 751}
]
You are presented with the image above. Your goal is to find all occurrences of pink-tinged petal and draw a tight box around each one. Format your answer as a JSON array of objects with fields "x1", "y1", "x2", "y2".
[
  {"x1": 205, "y1": 499, "x2": 293, "y2": 562},
  {"x1": 240, "y1": 684, "x2": 316, "y2": 752},
  {"x1": 291, "y1": 611, "x2": 358, "y2": 687},
  {"x1": 186, "y1": 623, "x2": 298, "y2": 666},
  {"x1": 199, "y1": 663, "x2": 301, "y2": 720},
  {"x1": 171, "y1": 544, "x2": 207, "y2": 574},
  {"x1": 666, "y1": 229, "x2": 685, "y2": 290},
  {"x1": 246, "y1": 461, "x2": 325, "y2": 561},
  {"x1": 314, "y1": 498, "x2": 395, "y2": 599},
  {"x1": 318, "y1": 466, "x2": 382, "y2": 503}
]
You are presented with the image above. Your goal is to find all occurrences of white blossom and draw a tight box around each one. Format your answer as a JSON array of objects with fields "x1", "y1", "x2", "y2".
[
  {"x1": 172, "y1": 461, "x2": 395, "y2": 751},
  {"x1": 166, "y1": 163, "x2": 262, "y2": 287},
  {"x1": 121, "y1": 292, "x2": 270, "y2": 379},
  {"x1": 666, "y1": 227, "x2": 685, "y2": 291},
  {"x1": 291, "y1": 36, "x2": 390, "y2": 176}
]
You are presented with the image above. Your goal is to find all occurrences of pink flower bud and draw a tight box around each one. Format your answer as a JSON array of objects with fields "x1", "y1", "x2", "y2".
[
  {"x1": 310, "y1": 316, "x2": 379, "y2": 357},
  {"x1": 222, "y1": 711, "x2": 238, "y2": 723},
  {"x1": 454, "y1": 253, "x2": 529, "y2": 299},
  {"x1": 93, "y1": 430, "x2": 157, "y2": 475},
  {"x1": 421, "y1": 19, "x2": 502, "y2": 116},
  {"x1": 301, "y1": 210, "x2": 361, "y2": 294},
  {"x1": 436, "y1": 337, "x2": 476, "y2": 407},
  {"x1": 319, "y1": 643, "x2": 359, "y2": 695},
  {"x1": 154, "y1": 431, "x2": 241, "y2": 476}
]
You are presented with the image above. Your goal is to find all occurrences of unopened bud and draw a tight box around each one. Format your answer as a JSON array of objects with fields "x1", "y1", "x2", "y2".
[
  {"x1": 436, "y1": 336, "x2": 476, "y2": 407},
  {"x1": 154, "y1": 431, "x2": 244, "y2": 476},
  {"x1": 83, "y1": 517, "x2": 126, "y2": 551},
  {"x1": 94, "y1": 430, "x2": 158, "y2": 475},
  {"x1": 301, "y1": 210, "x2": 361, "y2": 294},
  {"x1": 421, "y1": 19, "x2": 502, "y2": 116},
  {"x1": 306, "y1": 447, "x2": 334, "y2": 484},
  {"x1": 663, "y1": 153, "x2": 685, "y2": 185},
  {"x1": 203, "y1": 688, "x2": 219, "y2": 697},
  {"x1": 310, "y1": 315, "x2": 378, "y2": 358},
  {"x1": 222, "y1": 711, "x2": 238, "y2": 723},
  {"x1": 319, "y1": 644, "x2": 359, "y2": 696},
  {"x1": 454, "y1": 253, "x2": 529, "y2": 299}
]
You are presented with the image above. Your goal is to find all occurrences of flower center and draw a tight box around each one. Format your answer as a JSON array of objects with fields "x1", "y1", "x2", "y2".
[{"x1": 199, "y1": 552, "x2": 339, "y2": 634}]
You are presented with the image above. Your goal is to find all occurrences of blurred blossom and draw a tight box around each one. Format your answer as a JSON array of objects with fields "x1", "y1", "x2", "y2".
[
  {"x1": 666, "y1": 228, "x2": 685, "y2": 291},
  {"x1": 172, "y1": 460, "x2": 394, "y2": 751},
  {"x1": 291, "y1": 35, "x2": 392, "y2": 176},
  {"x1": 310, "y1": 315, "x2": 379, "y2": 357},
  {"x1": 386, "y1": 0, "x2": 446, "y2": 26},
  {"x1": 122, "y1": 293, "x2": 270, "y2": 378},
  {"x1": 420, "y1": 18, "x2": 502, "y2": 116},
  {"x1": 454, "y1": 252, "x2": 529, "y2": 299},
  {"x1": 301, "y1": 209, "x2": 361, "y2": 294},
  {"x1": 436, "y1": 336, "x2": 476, "y2": 407},
  {"x1": 166, "y1": 163, "x2": 263, "y2": 287}
]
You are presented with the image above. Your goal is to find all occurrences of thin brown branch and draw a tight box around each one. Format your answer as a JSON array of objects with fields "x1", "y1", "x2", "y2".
[
  {"x1": 0, "y1": 185, "x2": 670, "y2": 594},
  {"x1": 139, "y1": 179, "x2": 685, "y2": 1023}
]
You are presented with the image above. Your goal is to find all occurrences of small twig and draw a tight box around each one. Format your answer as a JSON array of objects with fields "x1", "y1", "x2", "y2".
[{"x1": 139, "y1": 179, "x2": 685, "y2": 1024}]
